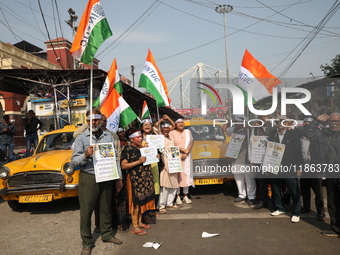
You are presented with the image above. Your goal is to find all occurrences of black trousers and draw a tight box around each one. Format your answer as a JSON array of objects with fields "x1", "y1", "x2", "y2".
[
  {"x1": 258, "y1": 178, "x2": 271, "y2": 203},
  {"x1": 300, "y1": 178, "x2": 324, "y2": 215},
  {"x1": 326, "y1": 178, "x2": 340, "y2": 234}
]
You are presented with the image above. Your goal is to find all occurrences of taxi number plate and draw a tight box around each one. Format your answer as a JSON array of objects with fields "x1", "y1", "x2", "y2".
[
  {"x1": 194, "y1": 178, "x2": 223, "y2": 185},
  {"x1": 19, "y1": 194, "x2": 53, "y2": 203}
]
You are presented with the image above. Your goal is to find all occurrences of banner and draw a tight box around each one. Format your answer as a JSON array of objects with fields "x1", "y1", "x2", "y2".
[
  {"x1": 140, "y1": 147, "x2": 159, "y2": 166},
  {"x1": 164, "y1": 146, "x2": 183, "y2": 173},
  {"x1": 225, "y1": 134, "x2": 245, "y2": 158},
  {"x1": 262, "y1": 141, "x2": 285, "y2": 175},
  {"x1": 250, "y1": 136, "x2": 268, "y2": 164},
  {"x1": 93, "y1": 143, "x2": 120, "y2": 182},
  {"x1": 146, "y1": 135, "x2": 164, "y2": 149}
]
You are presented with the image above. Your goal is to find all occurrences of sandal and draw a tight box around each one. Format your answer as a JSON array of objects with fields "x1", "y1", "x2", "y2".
[
  {"x1": 139, "y1": 223, "x2": 152, "y2": 229},
  {"x1": 167, "y1": 204, "x2": 179, "y2": 210},
  {"x1": 159, "y1": 208, "x2": 167, "y2": 214},
  {"x1": 131, "y1": 228, "x2": 147, "y2": 236}
]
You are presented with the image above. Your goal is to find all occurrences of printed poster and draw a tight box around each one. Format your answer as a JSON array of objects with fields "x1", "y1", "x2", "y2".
[
  {"x1": 250, "y1": 136, "x2": 268, "y2": 164},
  {"x1": 262, "y1": 141, "x2": 285, "y2": 175},
  {"x1": 93, "y1": 143, "x2": 120, "y2": 183},
  {"x1": 164, "y1": 146, "x2": 183, "y2": 173},
  {"x1": 146, "y1": 135, "x2": 165, "y2": 149},
  {"x1": 225, "y1": 134, "x2": 245, "y2": 158},
  {"x1": 140, "y1": 147, "x2": 159, "y2": 166}
]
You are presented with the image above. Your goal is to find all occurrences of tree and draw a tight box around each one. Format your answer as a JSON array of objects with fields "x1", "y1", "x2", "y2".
[{"x1": 320, "y1": 54, "x2": 340, "y2": 76}]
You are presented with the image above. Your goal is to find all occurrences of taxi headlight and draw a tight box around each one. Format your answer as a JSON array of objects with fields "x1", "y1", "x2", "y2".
[
  {"x1": 63, "y1": 162, "x2": 75, "y2": 175},
  {"x1": 0, "y1": 166, "x2": 10, "y2": 179}
]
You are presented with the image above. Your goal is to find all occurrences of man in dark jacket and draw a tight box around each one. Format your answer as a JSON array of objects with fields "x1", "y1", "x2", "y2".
[
  {"x1": 0, "y1": 115, "x2": 16, "y2": 161},
  {"x1": 252, "y1": 114, "x2": 276, "y2": 210},
  {"x1": 303, "y1": 113, "x2": 340, "y2": 236},
  {"x1": 23, "y1": 110, "x2": 43, "y2": 157},
  {"x1": 299, "y1": 117, "x2": 325, "y2": 220},
  {"x1": 268, "y1": 116, "x2": 304, "y2": 223}
]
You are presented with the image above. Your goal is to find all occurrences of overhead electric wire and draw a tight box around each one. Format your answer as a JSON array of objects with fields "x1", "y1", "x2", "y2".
[
  {"x1": 0, "y1": 7, "x2": 20, "y2": 42},
  {"x1": 118, "y1": 0, "x2": 313, "y2": 73},
  {"x1": 37, "y1": 0, "x2": 64, "y2": 70},
  {"x1": 97, "y1": 0, "x2": 162, "y2": 58},
  {"x1": 276, "y1": 1, "x2": 340, "y2": 78},
  {"x1": 256, "y1": 0, "x2": 340, "y2": 37},
  {"x1": 0, "y1": 3, "x2": 48, "y2": 38},
  {"x1": 28, "y1": 0, "x2": 46, "y2": 39},
  {"x1": 186, "y1": 0, "x2": 314, "y2": 9},
  {"x1": 0, "y1": 20, "x2": 45, "y2": 42}
]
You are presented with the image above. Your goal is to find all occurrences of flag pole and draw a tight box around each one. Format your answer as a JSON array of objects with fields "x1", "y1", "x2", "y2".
[
  {"x1": 90, "y1": 61, "x2": 93, "y2": 145},
  {"x1": 156, "y1": 102, "x2": 160, "y2": 120}
]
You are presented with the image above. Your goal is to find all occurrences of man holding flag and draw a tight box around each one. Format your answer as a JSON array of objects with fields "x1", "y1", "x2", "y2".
[{"x1": 70, "y1": 1, "x2": 120, "y2": 254}]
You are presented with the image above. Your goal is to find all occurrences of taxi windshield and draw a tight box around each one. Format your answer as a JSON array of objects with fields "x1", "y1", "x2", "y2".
[
  {"x1": 36, "y1": 132, "x2": 75, "y2": 153},
  {"x1": 187, "y1": 125, "x2": 225, "y2": 141}
]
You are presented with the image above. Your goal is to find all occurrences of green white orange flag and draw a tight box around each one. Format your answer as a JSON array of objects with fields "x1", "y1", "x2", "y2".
[
  {"x1": 141, "y1": 100, "x2": 151, "y2": 120},
  {"x1": 100, "y1": 88, "x2": 138, "y2": 132},
  {"x1": 93, "y1": 58, "x2": 123, "y2": 107},
  {"x1": 237, "y1": 49, "x2": 281, "y2": 104},
  {"x1": 138, "y1": 49, "x2": 171, "y2": 107},
  {"x1": 70, "y1": 0, "x2": 112, "y2": 65}
]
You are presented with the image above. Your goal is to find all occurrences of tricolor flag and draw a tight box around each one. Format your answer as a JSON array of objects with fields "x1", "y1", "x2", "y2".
[
  {"x1": 139, "y1": 49, "x2": 171, "y2": 107},
  {"x1": 100, "y1": 88, "x2": 138, "y2": 132},
  {"x1": 141, "y1": 100, "x2": 151, "y2": 120},
  {"x1": 93, "y1": 58, "x2": 123, "y2": 107},
  {"x1": 70, "y1": 0, "x2": 112, "y2": 65},
  {"x1": 237, "y1": 49, "x2": 281, "y2": 104}
]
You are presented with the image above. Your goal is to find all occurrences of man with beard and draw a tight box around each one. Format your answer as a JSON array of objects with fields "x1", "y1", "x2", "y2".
[{"x1": 72, "y1": 109, "x2": 122, "y2": 255}]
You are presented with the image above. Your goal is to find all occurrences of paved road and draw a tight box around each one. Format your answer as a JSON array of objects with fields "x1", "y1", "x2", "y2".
[{"x1": 1, "y1": 184, "x2": 339, "y2": 255}]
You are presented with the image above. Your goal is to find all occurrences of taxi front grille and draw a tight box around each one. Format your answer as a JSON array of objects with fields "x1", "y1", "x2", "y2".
[{"x1": 8, "y1": 171, "x2": 64, "y2": 187}]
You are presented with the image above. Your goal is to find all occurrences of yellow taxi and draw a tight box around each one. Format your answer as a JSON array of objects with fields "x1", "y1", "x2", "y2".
[
  {"x1": 0, "y1": 125, "x2": 79, "y2": 211},
  {"x1": 185, "y1": 119, "x2": 233, "y2": 185}
]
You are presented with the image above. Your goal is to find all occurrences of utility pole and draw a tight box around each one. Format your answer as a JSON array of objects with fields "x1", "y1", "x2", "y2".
[
  {"x1": 65, "y1": 8, "x2": 78, "y2": 69},
  {"x1": 215, "y1": 4, "x2": 233, "y2": 118},
  {"x1": 131, "y1": 65, "x2": 135, "y2": 88}
]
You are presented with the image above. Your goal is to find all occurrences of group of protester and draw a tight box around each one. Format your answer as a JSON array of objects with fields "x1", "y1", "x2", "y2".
[
  {"x1": 227, "y1": 113, "x2": 340, "y2": 235},
  {"x1": 71, "y1": 109, "x2": 194, "y2": 255},
  {"x1": 70, "y1": 108, "x2": 340, "y2": 255},
  {"x1": 0, "y1": 110, "x2": 43, "y2": 162}
]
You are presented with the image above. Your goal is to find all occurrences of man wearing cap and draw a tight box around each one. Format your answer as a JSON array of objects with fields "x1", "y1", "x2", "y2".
[
  {"x1": 299, "y1": 117, "x2": 325, "y2": 220},
  {"x1": 268, "y1": 115, "x2": 303, "y2": 223},
  {"x1": 230, "y1": 115, "x2": 257, "y2": 205},
  {"x1": 72, "y1": 109, "x2": 123, "y2": 255},
  {"x1": 303, "y1": 113, "x2": 340, "y2": 237}
]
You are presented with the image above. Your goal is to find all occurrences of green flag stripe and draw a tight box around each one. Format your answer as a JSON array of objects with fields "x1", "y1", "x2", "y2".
[
  {"x1": 139, "y1": 74, "x2": 166, "y2": 107},
  {"x1": 120, "y1": 107, "x2": 138, "y2": 128},
  {"x1": 80, "y1": 18, "x2": 112, "y2": 65}
]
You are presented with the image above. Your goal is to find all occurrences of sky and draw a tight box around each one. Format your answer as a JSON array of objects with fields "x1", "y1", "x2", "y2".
[{"x1": 1, "y1": 0, "x2": 339, "y2": 109}]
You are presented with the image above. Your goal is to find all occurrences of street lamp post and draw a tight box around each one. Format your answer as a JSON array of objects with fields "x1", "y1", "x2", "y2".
[{"x1": 215, "y1": 4, "x2": 233, "y2": 117}]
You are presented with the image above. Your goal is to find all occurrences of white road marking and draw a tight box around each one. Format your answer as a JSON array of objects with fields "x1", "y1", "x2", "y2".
[{"x1": 157, "y1": 212, "x2": 324, "y2": 220}]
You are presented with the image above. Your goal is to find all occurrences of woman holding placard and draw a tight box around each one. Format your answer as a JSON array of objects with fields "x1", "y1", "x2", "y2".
[{"x1": 121, "y1": 128, "x2": 155, "y2": 236}]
